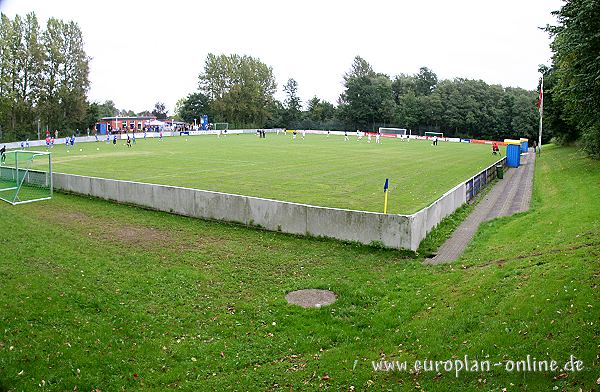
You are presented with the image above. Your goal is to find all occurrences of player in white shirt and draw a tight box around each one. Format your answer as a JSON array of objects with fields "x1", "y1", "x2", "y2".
[
  {"x1": 367, "y1": 134, "x2": 372, "y2": 143},
  {"x1": 376, "y1": 133, "x2": 381, "y2": 144}
]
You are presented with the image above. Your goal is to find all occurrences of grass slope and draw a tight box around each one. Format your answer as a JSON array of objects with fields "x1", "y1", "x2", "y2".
[
  {"x1": 0, "y1": 145, "x2": 597, "y2": 391},
  {"x1": 36, "y1": 134, "x2": 499, "y2": 214}
]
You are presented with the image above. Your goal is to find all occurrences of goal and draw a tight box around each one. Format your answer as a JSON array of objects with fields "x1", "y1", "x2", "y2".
[
  {"x1": 0, "y1": 150, "x2": 52, "y2": 205},
  {"x1": 379, "y1": 127, "x2": 410, "y2": 136},
  {"x1": 213, "y1": 123, "x2": 229, "y2": 131},
  {"x1": 424, "y1": 132, "x2": 444, "y2": 138}
]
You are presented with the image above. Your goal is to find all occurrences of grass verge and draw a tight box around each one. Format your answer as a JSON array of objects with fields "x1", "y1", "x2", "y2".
[{"x1": 0, "y1": 145, "x2": 597, "y2": 391}]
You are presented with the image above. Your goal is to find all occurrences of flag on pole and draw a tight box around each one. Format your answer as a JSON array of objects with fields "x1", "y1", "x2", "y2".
[
  {"x1": 383, "y1": 178, "x2": 389, "y2": 214},
  {"x1": 538, "y1": 75, "x2": 544, "y2": 155}
]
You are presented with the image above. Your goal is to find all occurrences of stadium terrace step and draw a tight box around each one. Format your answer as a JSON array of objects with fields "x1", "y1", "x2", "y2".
[{"x1": 425, "y1": 150, "x2": 536, "y2": 265}]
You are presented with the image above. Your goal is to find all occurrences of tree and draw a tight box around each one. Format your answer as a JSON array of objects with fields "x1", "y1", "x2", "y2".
[
  {"x1": 0, "y1": 13, "x2": 44, "y2": 140},
  {"x1": 306, "y1": 97, "x2": 335, "y2": 123},
  {"x1": 503, "y1": 87, "x2": 538, "y2": 141},
  {"x1": 120, "y1": 109, "x2": 136, "y2": 117},
  {"x1": 85, "y1": 101, "x2": 100, "y2": 130},
  {"x1": 173, "y1": 98, "x2": 185, "y2": 121},
  {"x1": 537, "y1": 65, "x2": 570, "y2": 144},
  {"x1": 414, "y1": 67, "x2": 438, "y2": 96},
  {"x1": 510, "y1": 92, "x2": 538, "y2": 140},
  {"x1": 397, "y1": 90, "x2": 420, "y2": 129},
  {"x1": 338, "y1": 56, "x2": 396, "y2": 130},
  {"x1": 392, "y1": 74, "x2": 416, "y2": 104},
  {"x1": 152, "y1": 102, "x2": 168, "y2": 119},
  {"x1": 38, "y1": 18, "x2": 89, "y2": 132},
  {"x1": 344, "y1": 56, "x2": 374, "y2": 80},
  {"x1": 547, "y1": 0, "x2": 600, "y2": 158},
  {"x1": 176, "y1": 92, "x2": 210, "y2": 123},
  {"x1": 96, "y1": 100, "x2": 118, "y2": 118},
  {"x1": 0, "y1": 15, "x2": 13, "y2": 139},
  {"x1": 263, "y1": 99, "x2": 285, "y2": 128},
  {"x1": 282, "y1": 78, "x2": 301, "y2": 126},
  {"x1": 14, "y1": 13, "x2": 43, "y2": 136},
  {"x1": 0, "y1": 12, "x2": 90, "y2": 140},
  {"x1": 58, "y1": 21, "x2": 90, "y2": 131},
  {"x1": 420, "y1": 93, "x2": 443, "y2": 131},
  {"x1": 198, "y1": 53, "x2": 277, "y2": 128}
]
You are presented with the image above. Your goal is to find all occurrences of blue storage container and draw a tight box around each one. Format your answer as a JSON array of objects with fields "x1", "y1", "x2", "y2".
[
  {"x1": 520, "y1": 141, "x2": 528, "y2": 153},
  {"x1": 506, "y1": 144, "x2": 521, "y2": 167}
]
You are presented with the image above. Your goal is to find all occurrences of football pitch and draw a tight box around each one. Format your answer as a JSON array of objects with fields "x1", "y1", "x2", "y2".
[{"x1": 41, "y1": 134, "x2": 501, "y2": 214}]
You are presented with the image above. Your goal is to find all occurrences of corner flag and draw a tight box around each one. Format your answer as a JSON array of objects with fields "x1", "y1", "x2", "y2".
[{"x1": 383, "y1": 178, "x2": 389, "y2": 214}]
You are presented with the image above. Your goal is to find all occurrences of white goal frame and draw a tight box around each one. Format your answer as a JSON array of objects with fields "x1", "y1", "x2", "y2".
[
  {"x1": 0, "y1": 150, "x2": 52, "y2": 205},
  {"x1": 213, "y1": 123, "x2": 229, "y2": 131},
  {"x1": 424, "y1": 132, "x2": 444, "y2": 138},
  {"x1": 378, "y1": 127, "x2": 410, "y2": 136}
]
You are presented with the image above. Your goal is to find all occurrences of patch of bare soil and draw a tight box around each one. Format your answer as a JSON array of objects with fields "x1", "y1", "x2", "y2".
[{"x1": 37, "y1": 208, "x2": 174, "y2": 248}]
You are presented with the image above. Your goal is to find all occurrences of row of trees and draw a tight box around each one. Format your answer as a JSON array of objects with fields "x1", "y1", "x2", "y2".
[
  {"x1": 542, "y1": 0, "x2": 600, "y2": 158},
  {"x1": 0, "y1": 12, "x2": 90, "y2": 141},
  {"x1": 89, "y1": 100, "x2": 170, "y2": 121},
  {"x1": 0, "y1": 12, "x2": 172, "y2": 142},
  {"x1": 8, "y1": 8, "x2": 593, "y2": 154},
  {"x1": 337, "y1": 58, "x2": 539, "y2": 141},
  {"x1": 177, "y1": 54, "x2": 540, "y2": 141}
]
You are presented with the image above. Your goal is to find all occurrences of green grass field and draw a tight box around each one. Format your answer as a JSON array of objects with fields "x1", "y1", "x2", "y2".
[
  {"x1": 35, "y1": 134, "x2": 501, "y2": 214},
  {"x1": 0, "y1": 145, "x2": 598, "y2": 391}
]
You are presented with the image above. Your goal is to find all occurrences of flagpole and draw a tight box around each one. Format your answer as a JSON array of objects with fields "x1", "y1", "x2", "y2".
[
  {"x1": 383, "y1": 178, "x2": 389, "y2": 214},
  {"x1": 538, "y1": 74, "x2": 544, "y2": 154},
  {"x1": 384, "y1": 190, "x2": 389, "y2": 214}
]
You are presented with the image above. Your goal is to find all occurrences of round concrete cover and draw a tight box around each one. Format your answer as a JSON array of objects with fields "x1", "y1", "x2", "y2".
[{"x1": 286, "y1": 289, "x2": 337, "y2": 308}]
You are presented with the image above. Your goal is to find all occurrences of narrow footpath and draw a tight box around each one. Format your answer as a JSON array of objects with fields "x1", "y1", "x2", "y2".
[{"x1": 425, "y1": 150, "x2": 536, "y2": 265}]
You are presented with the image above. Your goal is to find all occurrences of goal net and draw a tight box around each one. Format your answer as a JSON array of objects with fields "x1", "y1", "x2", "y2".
[
  {"x1": 424, "y1": 132, "x2": 444, "y2": 138},
  {"x1": 0, "y1": 150, "x2": 52, "y2": 205},
  {"x1": 379, "y1": 127, "x2": 409, "y2": 136},
  {"x1": 214, "y1": 123, "x2": 229, "y2": 131}
]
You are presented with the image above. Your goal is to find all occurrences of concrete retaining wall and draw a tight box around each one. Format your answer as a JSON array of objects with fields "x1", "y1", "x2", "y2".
[
  {"x1": 50, "y1": 156, "x2": 504, "y2": 251},
  {"x1": 47, "y1": 155, "x2": 505, "y2": 252},
  {"x1": 408, "y1": 156, "x2": 506, "y2": 249},
  {"x1": 52, "y1": 173, "x2": 414, "y2": 250},
  {"x1": 408, "y1": 183, "x2": 467, "y2": 250}
]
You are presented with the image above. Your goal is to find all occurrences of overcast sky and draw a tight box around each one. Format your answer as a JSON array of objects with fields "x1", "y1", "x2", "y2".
[{"x1": 1, "y1": 0, "x2": 561, "y2": 115}]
